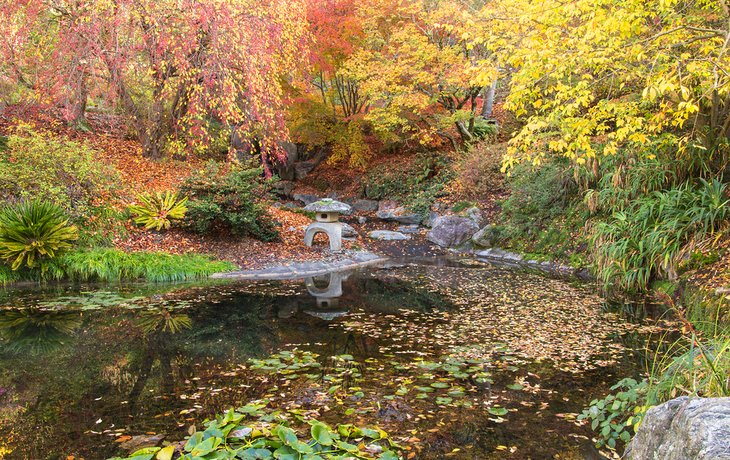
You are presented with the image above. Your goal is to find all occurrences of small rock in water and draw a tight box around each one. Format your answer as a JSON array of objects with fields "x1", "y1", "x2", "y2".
[
  {"x1": 368, "y1": 230, "x2": 411, "y2": 241},
  {"x1": 120, "y1": 434, "x2": 165, "y2": 451}
]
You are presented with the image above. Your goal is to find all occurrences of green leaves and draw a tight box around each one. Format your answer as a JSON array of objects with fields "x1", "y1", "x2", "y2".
[
  {"x1": 128, "y1": 191, "x2": 188, "y2": 232},
  {"x1": 0, "y1": 200, "x2": 78, "y2": 270},
  {"x1": 578, "y1": 378, "x2": 649, "y2": 450},
  {"x1": 310, "y1": 423, "x2": 334, "y2": 446},
  {"x1": 117, "y1": 414, "x2": 399, "y2": 460}
]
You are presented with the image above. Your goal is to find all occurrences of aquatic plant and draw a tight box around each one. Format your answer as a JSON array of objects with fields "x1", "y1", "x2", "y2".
[
  {"x1": 0, "y1": 200, "x2": 78, "y2": 270},
  {"x1": 592, "y1": 179, "x2": 729, "y2": 292},
  {"x1": 111, "y1": 403, "x2": 401, "y2": 460},
  {"x1": 128, "y1": 191, "x2": 188, "y2": 231}
]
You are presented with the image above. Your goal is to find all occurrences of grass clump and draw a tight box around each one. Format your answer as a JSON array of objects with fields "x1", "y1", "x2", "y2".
[
  {"x1": 592, "y1": 179, "x2": 728, "y2": 292},
  {"x1": 51, "y1": 248, "x2": 235, "y2": 282}
]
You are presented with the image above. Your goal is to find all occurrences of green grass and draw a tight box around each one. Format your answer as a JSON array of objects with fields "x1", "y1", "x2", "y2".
[
  {"x1": 52, "y1": 249, "x2": 235, "y2": 282},
  {"x1": 0, "y1": 264, "x2": 21, "y2": 284},
  {"x1": 0, "y1": 248, "x2": 235, "y2": 284}
]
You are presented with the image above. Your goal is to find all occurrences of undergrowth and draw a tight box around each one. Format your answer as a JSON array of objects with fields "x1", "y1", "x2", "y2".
[{"x1": 362, "y1": 152, "x2": 453, "y2": 217}]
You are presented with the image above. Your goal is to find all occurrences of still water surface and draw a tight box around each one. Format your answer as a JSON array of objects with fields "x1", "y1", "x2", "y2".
[{"x1": 0, "y1": 260, "x2": 657, "y2": 459}]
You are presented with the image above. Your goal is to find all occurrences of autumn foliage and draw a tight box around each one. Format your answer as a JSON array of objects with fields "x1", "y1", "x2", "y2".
[{"x1": 1, "y1": 0, "x2": 310, "y2": 165}]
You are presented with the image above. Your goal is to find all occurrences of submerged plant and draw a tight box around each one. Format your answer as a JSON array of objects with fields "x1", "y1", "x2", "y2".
[
  {"x1": 0, "y1": 200, "x2": 78, "y2": 270},
  {"x1": 128, "y1": 191, "x2": 188, "y2": 231}
]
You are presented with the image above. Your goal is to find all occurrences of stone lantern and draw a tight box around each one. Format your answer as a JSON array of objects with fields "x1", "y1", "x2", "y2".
[{"x1": 303, "y1": 198, "x2": 352, "y2": 252}]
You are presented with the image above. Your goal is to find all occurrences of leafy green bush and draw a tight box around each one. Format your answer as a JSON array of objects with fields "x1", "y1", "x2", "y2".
[
  {"x1": 578, "y1": 378, "x2": 649, "y2": 450},
  {"x1": 0, "y1": 200, "x2": 78, "y2": 270},
  {"x1": 128, "y1": 191, "x2": 188, "y2": 231},
  {"x1": 501, "y1": 158, "x2": 578, "y2": 234},
  {"x1": 179, "y1": 163, "x2": 278, "y2": 241},
  {"x1": 363, "y1": 152, "x2": 453, "y2": 217},
  {"x1": 0, "y1": 125, "x2": 118, "y2": 218},
  {"x1": 592, "y1": 179, "x2": 729, "y2": 292},
  {"x1": 471, "y1": 116, "x2": 498, "y2": 140}
]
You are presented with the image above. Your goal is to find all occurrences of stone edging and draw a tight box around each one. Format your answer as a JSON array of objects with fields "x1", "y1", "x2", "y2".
[
  {"x1": 210, "y1": 252, "x2": 389, "y2": 280},
  {"x1": 474, "y1": 248, "x2": 593, "y2": 280}
]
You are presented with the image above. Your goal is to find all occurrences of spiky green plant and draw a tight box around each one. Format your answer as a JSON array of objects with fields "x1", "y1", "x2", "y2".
[
  {"x1": 128, "y1": 191, "x2": 188, "y2": 231},
  {"x1": 0, "y1": 200, "x2": 78, "y2": 270}
]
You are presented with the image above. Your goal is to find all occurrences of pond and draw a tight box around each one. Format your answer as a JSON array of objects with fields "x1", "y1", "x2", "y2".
[{"x1": 0, "y1": 259, "x2": 662, "y2": 459}]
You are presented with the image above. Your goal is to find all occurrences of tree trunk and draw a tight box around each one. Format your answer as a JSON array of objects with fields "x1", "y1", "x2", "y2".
[
  {"x1": 67, "y1": 77, "x2": 89, "y2": 130},
  {"x1": 455, "y1": 120, "x2": 474, "y2": 143},
  {"x1": 481, "y1": 80, "x2": 497, "y2": 118}
]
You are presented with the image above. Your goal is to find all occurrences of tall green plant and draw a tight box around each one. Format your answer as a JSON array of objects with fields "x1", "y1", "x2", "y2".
[
  {"x1": 128, "y1": 191, "x2": 188, "y2": 231},
  {"x1": 592, "y1": 179, "x2": 729, "y2": 292},
  {"x1": 0, "y1": 200, "x2": 78, "y2": 270}
]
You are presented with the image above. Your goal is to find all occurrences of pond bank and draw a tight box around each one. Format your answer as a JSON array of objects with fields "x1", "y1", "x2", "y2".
[{"x1": 210, "y1": 250, "x2": 387, "y2": 280}]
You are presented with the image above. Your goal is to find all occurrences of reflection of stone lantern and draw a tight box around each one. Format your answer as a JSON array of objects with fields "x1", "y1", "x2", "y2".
[
  {"x1": 303, "y1": 199, "x2": 352, "y2": 252},
  {"x1": 304, "y1": 271, "x2": 349, "y2": 320}
]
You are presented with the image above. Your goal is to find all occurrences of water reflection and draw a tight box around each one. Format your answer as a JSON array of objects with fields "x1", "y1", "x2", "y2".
[
  {"x1": 304, "y1": 271, "x2": 349, "y2": 319},
  {"x1": 0, "y1": 264, "x2": 655, "y2": 459},
  {"x1": 0, "y1": 308, "x2": 83, "y2": 355}
]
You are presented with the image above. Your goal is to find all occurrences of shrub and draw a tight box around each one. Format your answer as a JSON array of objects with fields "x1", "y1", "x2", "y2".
[
  {"x1": 578, "y1": 378, "x2": 649, "y2": 450},
  {"x1": 179, "y1": 163, "x2": 278, "y2": 241},
  {"x1": 0, "y1": 200, "x2": 78, "y2": 270},
  {"x1": 453, "y1": 141, "x2": 504, "y2": 198},
  {"x1": 0, "y1": 125, "x2": 118, "y2": 218},
  {"x1": 501, "y1": 158, "x2": 578, "y2": 234},
  {"x1": 592, "y1": 179, "x2": 729, "y2": 292},
  {"x1": 128, "y1": 191, "x2": 188, "y2": 231}
]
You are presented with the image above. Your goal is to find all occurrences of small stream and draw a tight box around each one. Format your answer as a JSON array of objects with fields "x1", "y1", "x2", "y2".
[{"x1": 0, "y1": 259, "x2": 663, "y2": 459}]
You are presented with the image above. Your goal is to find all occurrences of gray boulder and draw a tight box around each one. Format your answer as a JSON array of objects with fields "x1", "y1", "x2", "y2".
[
  {"x1": 376, "y1": 201, "x2": 421, "y2": 225},
  {"x1": 271, "y1": 180, "x2": 295, "y2": 198},
  {"x1": 426, "y1": 216, "x2": 479, "y2": 248},
  {"x1": 294, "y1": 161, "x2": 318, "y2": 180},
  {"x1": 422, "y1": 211, "x2": 441, "y2": 228},
  {"x1": 464, "y1": 206, "x2": 485, "y2": 227},
  {"x1": 625, "y1": 397, "x2": 730, "y2": 460},
  {"x1": 368, "y1": 230, "x2": 411, "y2": 241},
  {"x1": 341, "y1": 223, "x2": 358, "y2": 238},
  {"x1": 397, "y1": 225, "x2": 420, "y2": 234},
  {"x1": 352, "y1": 199, "x2": 380, "y2": 213},
  {"x1": 472, "y1": 225, "x2": 497, "y2": 248},
  {"x1": 293, "y1": 194, "x2": 320, "y2": 206}
]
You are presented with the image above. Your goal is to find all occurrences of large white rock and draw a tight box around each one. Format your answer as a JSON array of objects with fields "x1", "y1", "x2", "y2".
[
  {"x1": 625, "y1": 397, "x2": 730, "y2": 460},
  {"x1": 426, "y1": 215, "x2": 479, "y2": 248},
  {"x1": 367, "y1": 230, "x2": 411, "y2": 241}
]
